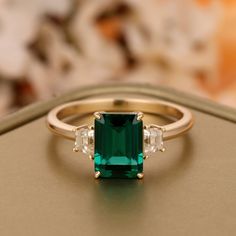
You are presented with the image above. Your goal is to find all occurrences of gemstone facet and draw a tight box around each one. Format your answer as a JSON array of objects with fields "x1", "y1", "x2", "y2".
[
  {"x1": 74, "y1": 126, "x2": 94, "y2": 155},
  {"x1": 144, "y1": 126, "x2": 164, "y2": 154},
  {"x1": 94, "y1": 112, "x2": 143, "y2": 178}
]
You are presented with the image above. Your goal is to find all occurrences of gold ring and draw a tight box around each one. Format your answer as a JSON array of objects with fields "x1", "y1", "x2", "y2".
[{"x1": 46, "y1": 98, "x2": 194, "y2": 179}]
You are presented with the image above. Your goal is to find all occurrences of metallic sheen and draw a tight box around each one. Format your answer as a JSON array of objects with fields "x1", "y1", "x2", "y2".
[{"x1": 46, "y1": 98, "x2": 194, "y2": 141}]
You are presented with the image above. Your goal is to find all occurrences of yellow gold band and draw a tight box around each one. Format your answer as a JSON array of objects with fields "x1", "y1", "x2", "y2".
[{"x1": 46, "y1": 98, "x2": 194, "y2": 141}]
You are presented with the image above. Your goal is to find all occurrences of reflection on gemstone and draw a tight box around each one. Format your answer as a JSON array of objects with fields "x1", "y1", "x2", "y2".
[{"x1": 94, "y1": 112, "x2": 143, "y2": 178}]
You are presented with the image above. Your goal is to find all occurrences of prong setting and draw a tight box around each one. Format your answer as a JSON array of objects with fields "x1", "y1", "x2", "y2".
[
  {"x1": 137, "y1": 112, "x2": 144, "y2": 121},
  {"x1": 73, "y1": 147, "x2": 79, "y2": 152},
  {"x1": 137, "y1": 173, "x2": 144, "y2": 179},
  {"x1": 94, "y1": 171, "x2": 101, "y2": 179},
  {"x1": 160, "y1": 147, "x2": 166, "y2": 152},
  {"x1": 94, "y1": 112, "x2": 102, "y2": 120},
  {"x1": 89, "y1": 126, "x2": 94, "y2": 130}
]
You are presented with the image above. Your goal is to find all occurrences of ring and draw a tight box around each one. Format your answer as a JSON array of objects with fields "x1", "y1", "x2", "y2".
[{"x1": 46, "y1": 98, "x2": 194, "y2": 179}]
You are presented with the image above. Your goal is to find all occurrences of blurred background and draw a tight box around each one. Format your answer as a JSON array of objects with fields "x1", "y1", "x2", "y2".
[{"x1": 0, "y1": 0, "x2": 236, "y2": 117}]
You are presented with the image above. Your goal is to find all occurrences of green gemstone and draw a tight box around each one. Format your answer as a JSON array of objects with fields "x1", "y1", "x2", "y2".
[{"x1": 94, "y1": 112, "x2": 143, "y2": 178}]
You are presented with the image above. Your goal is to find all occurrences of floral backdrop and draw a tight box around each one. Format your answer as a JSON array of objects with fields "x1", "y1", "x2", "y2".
[{"x1": 0, "y1": 0, "x2": 236, "y2": 116}]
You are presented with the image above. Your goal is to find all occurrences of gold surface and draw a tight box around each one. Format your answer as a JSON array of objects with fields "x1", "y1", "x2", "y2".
[
  {"x1": 46, "y1": 98, "x2": 193, "y2": 141},
  {"x1": 0, "y1": 88, "x2": 236, "y2": 236}
]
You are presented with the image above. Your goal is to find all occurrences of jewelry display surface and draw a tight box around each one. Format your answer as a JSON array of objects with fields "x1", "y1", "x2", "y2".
[{"x1": 0, "y1": 84, "x2": 236, "y2": 236}]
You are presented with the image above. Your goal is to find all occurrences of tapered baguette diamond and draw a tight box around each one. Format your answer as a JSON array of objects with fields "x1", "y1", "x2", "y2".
[
  {"x1": 144, "y1": 126, "x2": 164, "y2": 154},
  {"x1": 74, "y1": 126, "x2": 94, "y2": 155}
]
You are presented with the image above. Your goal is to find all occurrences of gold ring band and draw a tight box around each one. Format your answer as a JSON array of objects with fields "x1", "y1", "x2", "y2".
[{"x1": 46, "y1": 98, "x2": 193, "y2": 141}]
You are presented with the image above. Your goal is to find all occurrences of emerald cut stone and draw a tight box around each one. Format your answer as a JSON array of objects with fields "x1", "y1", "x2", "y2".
[{"x1": 94, "y1": 112, "x2": 143, "y2": 178}]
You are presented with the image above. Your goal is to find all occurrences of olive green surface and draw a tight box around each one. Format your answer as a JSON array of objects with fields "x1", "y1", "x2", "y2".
[{"x1": 0, "y1": 84, "x2": 236, "y2": 236}]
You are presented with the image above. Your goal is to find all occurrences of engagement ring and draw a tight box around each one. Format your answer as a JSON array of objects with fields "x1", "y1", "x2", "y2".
[{"x1": 46, "y1": 98, "x2": 193, "y2": 179}]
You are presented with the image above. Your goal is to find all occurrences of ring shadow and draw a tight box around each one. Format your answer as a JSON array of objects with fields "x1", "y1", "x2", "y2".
[
  {"x1": 147, "y1": 133, "x2": 194, "y2": 184},
  {"x1": 46, "y1": 134, "x2": 194, "y2": 231},
  {"x1": 46, "y1": 133, "x2": 194, "y2": 210}
]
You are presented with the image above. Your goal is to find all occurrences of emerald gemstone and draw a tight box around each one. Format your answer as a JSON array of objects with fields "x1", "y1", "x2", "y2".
[{"x1": 94, "y1": 112, "x2": 143, "y2": 178}]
